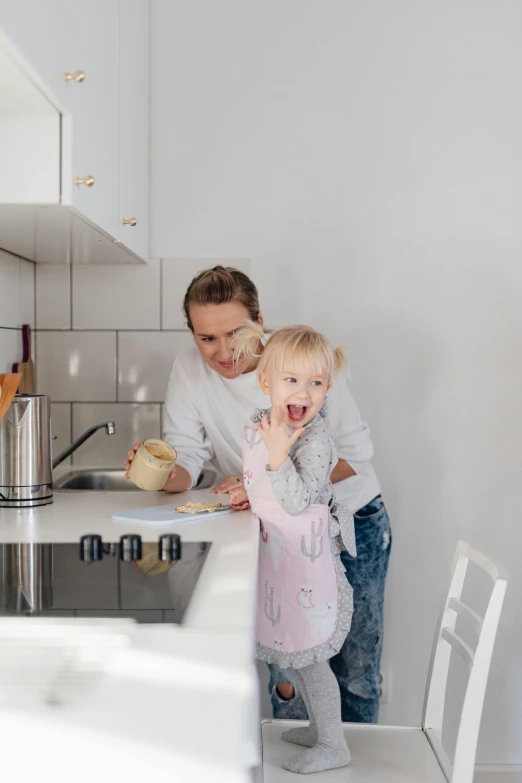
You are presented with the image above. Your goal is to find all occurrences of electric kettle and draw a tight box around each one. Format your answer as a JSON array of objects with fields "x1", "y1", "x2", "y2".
[{"x1": 0, "y1": 394, "x2": 53, "y2": 508}]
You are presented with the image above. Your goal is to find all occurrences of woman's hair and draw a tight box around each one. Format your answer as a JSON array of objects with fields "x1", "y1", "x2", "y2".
[
  {"x1": 234, "y1": 321, "x2": 346, "y2": 384},
  {"x1": 183, "y1": 265, "x2": 261, "y2": 332}
]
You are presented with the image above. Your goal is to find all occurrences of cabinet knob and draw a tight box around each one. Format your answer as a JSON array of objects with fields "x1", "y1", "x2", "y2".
[
  {"x1": 121, "y1": 217, "x2": 137, "y2": 227},
  {"x1": 64, "y1": 70, "x2": 85, "y2": 83},
  {"x1": 75, "y1": 175, "x2": 95, "y2": 187}
]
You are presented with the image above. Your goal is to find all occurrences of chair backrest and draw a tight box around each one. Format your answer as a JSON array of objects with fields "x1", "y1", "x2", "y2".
[{"x1": 422, "y1": 541, "x2": 508, "y2": 783}]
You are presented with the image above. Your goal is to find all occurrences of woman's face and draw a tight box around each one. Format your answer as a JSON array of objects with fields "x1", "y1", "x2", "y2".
[{"x1": 189, "y1": 301, "x2": 263, "y2": 379}]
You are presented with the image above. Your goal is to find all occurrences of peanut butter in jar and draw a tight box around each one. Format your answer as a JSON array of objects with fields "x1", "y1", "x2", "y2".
[{"x1": 128, "y1": 438, "x2": 177, "y2": 491}]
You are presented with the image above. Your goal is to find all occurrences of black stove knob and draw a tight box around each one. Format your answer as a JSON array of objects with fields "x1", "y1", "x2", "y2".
[
  {"x1": 80, "y1": 534, "x2": 103, "y2": 564},
  {"x1": 158, "y1": 533, "x2": 181, "y2": 562},
  {"x1": 119, "y1": 534, "x2": 142, "y2": 563}
]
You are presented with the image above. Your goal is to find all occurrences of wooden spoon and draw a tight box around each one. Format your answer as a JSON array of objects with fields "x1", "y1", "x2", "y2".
[{"x1": 0, "y1": 373, "x2": 22, "y2": 421}]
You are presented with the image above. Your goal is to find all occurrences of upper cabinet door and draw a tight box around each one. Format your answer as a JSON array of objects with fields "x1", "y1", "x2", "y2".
[
  {"x1": 118, "y1": 0, "x2": 149, "y2": 261},
  {"x1": 0, "y1": 0, "x2": 120, "y2": 239}
]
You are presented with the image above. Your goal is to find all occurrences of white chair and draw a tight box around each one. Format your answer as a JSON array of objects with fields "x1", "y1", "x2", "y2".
[{"x1": 261, "y1": 540, "x2": 508, "y2": 783}]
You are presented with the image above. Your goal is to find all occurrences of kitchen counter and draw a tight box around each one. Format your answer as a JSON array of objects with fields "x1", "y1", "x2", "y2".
[
  {"x1": 0, "y1": 486, "x2": 258, "y2": 632},
  {"x1": 0, "y1": 486, "x2": 261, "y2": 781}
]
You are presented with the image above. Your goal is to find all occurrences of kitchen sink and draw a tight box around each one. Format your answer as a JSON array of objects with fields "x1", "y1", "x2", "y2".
[{"x1": 55, "y1": 468, "x2": 216, "y2": 492}]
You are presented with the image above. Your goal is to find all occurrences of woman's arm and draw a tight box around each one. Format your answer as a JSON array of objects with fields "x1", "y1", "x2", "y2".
[
  {"x1": 162, "y1": 354, "x2": 214, "y2": 491},
  {"x1": 331, "y1": 459, "x2": 356, "y2": 484},
  {"x1": 326, "y1": 373, "x2": 374, "y2": 478},
  {"x1": 163, "y1": 465, "x2": 192, "y2": 493}
]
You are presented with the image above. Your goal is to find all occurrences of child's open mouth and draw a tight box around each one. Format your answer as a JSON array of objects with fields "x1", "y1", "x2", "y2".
[{"x1": 288, "y1": 405, "x2": 307, "y2": 421}]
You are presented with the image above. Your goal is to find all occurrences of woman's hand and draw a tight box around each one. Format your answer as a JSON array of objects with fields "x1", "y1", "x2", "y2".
[
  {"x1": 124, "y1": 442, "x2": 141, "y2": 479},
  {"x1": 212, "y1": 475, "x2": 244, "y2": 494},
  {"x1": 212, "y1": 474, "x2": 250, "y2": 510},
  {"x1": 229, "y1": 487, "x2": 250, "y2": 511},
  {"x1": 124, "y1": 442, "x2": 177, "y2": 480},
  {"x1": 257, "y1": 407, "x2": 305, "y2": 471}
]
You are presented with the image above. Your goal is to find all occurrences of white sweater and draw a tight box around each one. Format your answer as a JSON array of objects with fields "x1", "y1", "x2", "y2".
[{"x1": 163, "y1": 347, "x2": 381, "y2": 513}]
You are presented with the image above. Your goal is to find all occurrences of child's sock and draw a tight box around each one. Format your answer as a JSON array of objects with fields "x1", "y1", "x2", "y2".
[
  {"x1": 283, "y1": 662, "x2": 351, "y2": 774},
  {"x1": 281, "y1": 669, "x2": 318, "y2": 748}
]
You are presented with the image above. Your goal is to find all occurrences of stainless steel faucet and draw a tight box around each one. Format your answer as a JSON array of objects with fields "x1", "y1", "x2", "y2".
[{"x1": 52, "y1": 422, "x2": 116, "y2": 469}]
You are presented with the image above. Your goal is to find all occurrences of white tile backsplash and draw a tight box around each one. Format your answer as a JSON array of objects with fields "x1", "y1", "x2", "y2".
[
  {"x1": 35, "y1": 264, "x2": 70, "y2": 329},
  {"x1": 33, "y1": 257, "x2": 252, "y2": 467},
  {"x1": 161, "y1": 258, "x2": 251, "y2": 329},
  {"x1": 21, "y1": 259, "x2": 35, "y2": 326},
  {"x1": 51, "y1": 403, "x2": 72, "y2": 467},
  {"x1": 72, "y1": 403, "x2": 161, "y2": 466},
  {"x1": 0, "y1": 328, "x2": 21, "y2": 373},
  {"x1": 0, "y1": 251, "x2": 23, "y2": 328},
  {"x1": 72, "y1": 260, "x2": 161, "y2": 330},
  {"x1": 0, "y1": 249, "x2": 35, "y2": 372},
  {"x1": 0, "y1": 250, "x2": 35, "y2": 328},
  {"x1": 36, "y1": 331, "x2": 117, "y2": 401},
  {"x1": 118, "y1": 331, "x2": 194, "y2": 402}
]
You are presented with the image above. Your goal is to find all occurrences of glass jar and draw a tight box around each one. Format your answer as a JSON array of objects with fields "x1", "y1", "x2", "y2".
[{"x1": 127, "y1": 438, "x2": 177, "y2": 491}]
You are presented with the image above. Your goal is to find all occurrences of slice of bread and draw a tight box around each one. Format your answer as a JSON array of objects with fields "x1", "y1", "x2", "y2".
[{"x1": 175, "y1": 501, "x2": 223, "y2": 514}]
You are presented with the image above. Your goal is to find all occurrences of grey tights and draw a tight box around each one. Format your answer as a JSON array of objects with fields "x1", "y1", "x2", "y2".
[{"x1": 281, "y1": 662, "x2": 350, "y2": 774}]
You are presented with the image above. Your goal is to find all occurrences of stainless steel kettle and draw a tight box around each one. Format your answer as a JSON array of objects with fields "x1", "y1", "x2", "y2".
[
  {"x1": 0, "y1": 394, "x2": 53, "y2": 508},
  {"x1": 0, "y1": 544, "x2": 53, "y2": 612}
]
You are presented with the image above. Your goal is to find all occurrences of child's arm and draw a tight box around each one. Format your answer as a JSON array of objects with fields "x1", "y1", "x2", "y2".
[{"x1": 267, "y1": 433, "x2": 335, "y2": 516}]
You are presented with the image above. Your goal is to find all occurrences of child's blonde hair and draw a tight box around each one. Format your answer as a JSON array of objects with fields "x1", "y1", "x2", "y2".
[{"x1": 234, "y1": 321, "x2": 346, "y2": 384}]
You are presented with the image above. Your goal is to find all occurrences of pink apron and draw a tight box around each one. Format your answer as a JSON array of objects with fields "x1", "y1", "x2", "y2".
[{"x1": 243, "y1": 425, "x2": 354, "y2": 668}]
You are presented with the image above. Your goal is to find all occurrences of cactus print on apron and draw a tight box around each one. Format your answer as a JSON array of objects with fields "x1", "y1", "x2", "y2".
[{"x1": 243, "y1": 425, "x2": 354, "y2": 669}]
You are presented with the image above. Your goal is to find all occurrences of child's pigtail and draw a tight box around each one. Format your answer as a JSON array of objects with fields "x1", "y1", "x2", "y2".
[
  {"x1": 333, "y1": 346, "x2": 348, "y2": 376},
  {"x1": 233, "y1": 319, "x2": 265, "y2": 367}
]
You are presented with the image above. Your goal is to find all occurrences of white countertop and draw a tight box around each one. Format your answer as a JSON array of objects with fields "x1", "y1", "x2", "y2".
[
  {"x1": 0, "y1": 484, "x2": 261, "y2": 780},
  {"x1": 0, "y1": 485, "x2": 258, "y2": 632}
]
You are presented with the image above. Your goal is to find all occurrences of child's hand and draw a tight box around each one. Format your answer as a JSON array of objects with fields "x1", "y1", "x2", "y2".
[
  {"x1": 257, "y1": 407, "x2": 305, "y2": 471},
  {"x1": 229, "y1": 487, "x2": 250, "y2": 511}
]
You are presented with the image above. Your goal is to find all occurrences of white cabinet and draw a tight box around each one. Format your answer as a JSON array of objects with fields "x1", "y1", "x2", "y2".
[
  {"x1": 0, "y1": 41, "x2": 60, "y2": 260},
  {"x1": 0, "y1": 0, "x2": 150, "y2": 263},
  {"x1": 118, "y1": 0, "x2": 149, "y2": 260},
  {"x1": 0, "y1": 42, "x2": 60, "y2": 207},
  {"x1": 0, "y1": 0, "x2": 120, "y2": 238}
]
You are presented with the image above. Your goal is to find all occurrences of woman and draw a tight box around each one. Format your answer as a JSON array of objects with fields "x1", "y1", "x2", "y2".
[{"x1": 125, "y1": 265, "x2": 391, "y2": 724}]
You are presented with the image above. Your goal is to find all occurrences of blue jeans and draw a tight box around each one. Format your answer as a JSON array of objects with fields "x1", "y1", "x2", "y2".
[{"x1": 268, "y1": 495, "x2": 392, "y2": 723}]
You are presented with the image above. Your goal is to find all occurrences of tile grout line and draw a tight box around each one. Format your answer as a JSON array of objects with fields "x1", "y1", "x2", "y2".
[
  {"x1": 159, "y1": 258, "x2": 163, "y2": 330},
  {"x1": 69, "y1": 262, "x2": 73, "y2": 330},
  {"x1": 115, "y1": 331, "x2": 119, "y2": 402},
  {"x1": 70, "y1": 402, "x2": 74, "y2": 466},
  {"x1": 33, "y1": 261, "x2": 37, "y2": 389},
  {"x1": 32, "y1": 259, "x2": 37, "y2": 330},
  {"x1": 47, "y1": 401, "x2": 165, "y2": 405},
  {"x1": 34, "y1": 328, "x2": 190, "y2": 333}
]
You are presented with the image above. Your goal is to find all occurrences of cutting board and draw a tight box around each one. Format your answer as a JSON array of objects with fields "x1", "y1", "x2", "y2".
[
  {"x1": 12, "y1": 325, "x2": 35, "y2": 394},
  {"x1": 112, "y1": 504, "x2": 233, "y2": 525},
  {"x1": 0, "y1": 373, "x2": 22, "y2": 421}
]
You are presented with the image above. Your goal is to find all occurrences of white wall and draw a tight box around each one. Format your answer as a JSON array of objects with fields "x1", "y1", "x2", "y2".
[
  {"x1": 0, "y1": 248, "x2": 34, "y2": 370},
  {"x1": 150, "y1": 0, "x2": 522, "y2": 765}
]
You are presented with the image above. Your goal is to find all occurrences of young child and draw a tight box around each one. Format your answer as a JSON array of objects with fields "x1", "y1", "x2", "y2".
[{"x1": 229, "y1": 323, "x2": 356, "y2": 775}]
